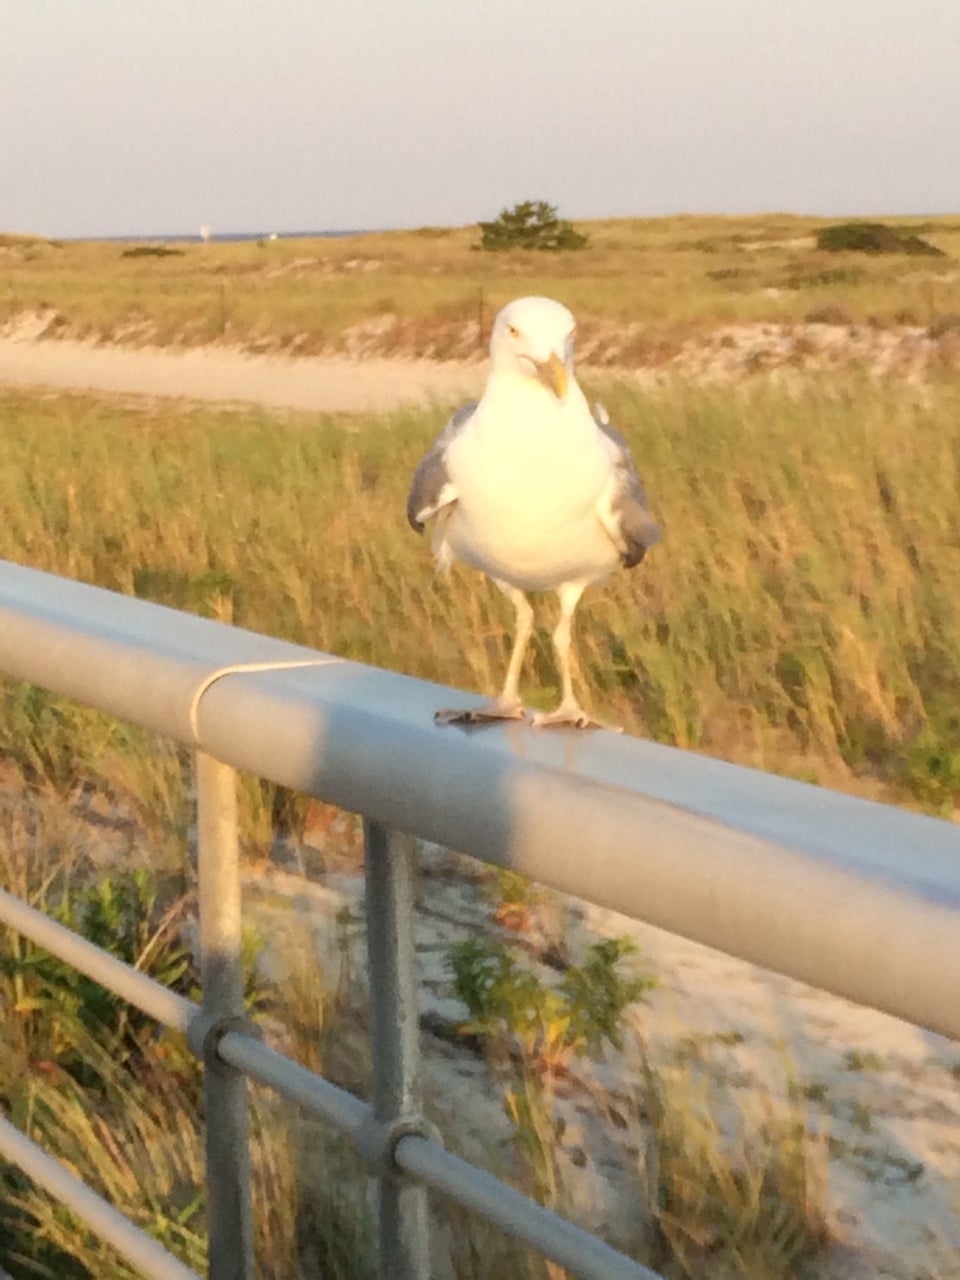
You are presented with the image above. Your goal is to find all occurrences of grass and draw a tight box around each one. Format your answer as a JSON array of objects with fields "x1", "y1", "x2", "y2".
[
  {"x1": 1, "y1": 373, "x2": 959, "y2": 815},
  {"x1": 638, "y1": 1048, "x2": 830, "y2": 1279},
  {"x1": 0, "y1": 778, "x2": 834, "y2": 1280},
  {"x1": 0, "y1": 784, "x2": 373, "y2": 1280},
  {"x1": 2, "y1": 213, "x2": 960, "y2": 359},
  {"x1": 2, "y1": 214, "x2": 957, "y2": 1277}
]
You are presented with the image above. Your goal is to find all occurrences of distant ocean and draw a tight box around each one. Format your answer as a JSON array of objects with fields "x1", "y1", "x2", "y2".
[{"x1": 88, "y1": 230, "x2": 366, "y2": 244}]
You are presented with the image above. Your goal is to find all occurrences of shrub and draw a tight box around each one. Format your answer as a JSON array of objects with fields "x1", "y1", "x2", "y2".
[
  {"x1": 928, "y1": 313, "x2": 960, "y2": 339},
  {"x1": 450, "y1": 932, "x2": 655, "y2": 1207},
  {"x1": 477, "y1": 201, "x2": 589, "y2": 252},
  {"x1": 816, "y1": 222, "x2": 944, "y2": 257},
  {"x1": 804, "y1": 302, "x2": 853, "y2": 326},
  {"x1": 120, "y1": 244, "x2": 184, "y2": 258}
]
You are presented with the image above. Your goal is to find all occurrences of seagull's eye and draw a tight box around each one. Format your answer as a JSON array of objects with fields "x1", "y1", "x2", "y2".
[{"x1": 508, "y1": 324, "x2": 520, "y2": 339}]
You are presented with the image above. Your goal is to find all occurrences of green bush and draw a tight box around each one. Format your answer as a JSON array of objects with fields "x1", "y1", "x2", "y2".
[
  {"x1": 477, "y1": 201, "x2": 589, "y2": 252},
  {"x1": 451, "y1": 934, "x2": 654, "y2": 1070},
  {"x1": 816, "y1": 222, "x2": 944, "y2": 257},
  {"x1": 120, "y1": 244, "x2": 184, "y2": 258},
  {"x1": 450, "y1": 931, "x2": 655, "y2": 1208}
]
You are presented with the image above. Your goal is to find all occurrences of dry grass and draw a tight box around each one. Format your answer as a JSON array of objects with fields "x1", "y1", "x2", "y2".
[
  {"x1": 636, "y1": 1046, "x2": 830, "y2": 1279},
  {"x1": 0, "y1": 784, "x2": 833, "y2": 1280},
  {"x1": 1, "y1": 374, "x2": 958, "y2": 814},
  {"x1": 2, "y1": 216, "x2": 958, "y2": 1278},
  {"x1": 2, "y1": 214, "x2": 959, "y2": 360},
  {"x1": 0, "y1": 782, "x2": 372, "y2": 1280}
]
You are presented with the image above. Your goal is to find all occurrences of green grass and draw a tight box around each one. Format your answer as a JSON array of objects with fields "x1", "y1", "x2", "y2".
[
  {"x1": 3, "y1": 213, "x2": 960, "y2": 358},
  {"x1": 0, "y1": 788, "x2": 373, "y2": 1280},
  {"x1": 1, "y1": 374, "x2": 958, "y2": 814},
  {"x1": 0, "y1": 781, "x2": 833, "y2": 1280}
]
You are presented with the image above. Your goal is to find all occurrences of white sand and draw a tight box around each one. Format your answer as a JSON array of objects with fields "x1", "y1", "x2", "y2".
[{"x1": 0, "y1": 334, "x2": 481, "y2": 413}]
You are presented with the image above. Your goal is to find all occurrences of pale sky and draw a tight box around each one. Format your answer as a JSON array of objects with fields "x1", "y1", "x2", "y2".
[{"x1": 2, "y1": 0, "x2": 958, "y2": 239}]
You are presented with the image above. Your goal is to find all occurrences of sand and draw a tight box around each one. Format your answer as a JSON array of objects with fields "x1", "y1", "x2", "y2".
[{"x1": 0, "y1": 332, "x2": 481, "y2": 413}]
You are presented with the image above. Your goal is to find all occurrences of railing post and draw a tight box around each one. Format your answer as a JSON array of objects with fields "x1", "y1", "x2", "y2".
[
  {"x1": 196, "y1": 752, "x2": 255, "y2": 1280},
  {"x1": 364, "y1": 820, "x2": 431, "y2": 1280}
]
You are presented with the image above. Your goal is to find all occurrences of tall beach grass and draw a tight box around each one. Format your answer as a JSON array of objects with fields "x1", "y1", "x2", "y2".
[{"x1": 1, "y1": 374, "x2": 958, "y2": 814}]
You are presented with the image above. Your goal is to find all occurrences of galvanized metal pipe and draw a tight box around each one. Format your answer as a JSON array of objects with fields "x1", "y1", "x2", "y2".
[
  {"x1": 364, "y1": 820, "x2": 432, "y2": 1280},
  {"x1": 2, "y1": 562, "x2": 958, "y2": 1040},
  {"x1": 3, "y1": 561, "x2": 960, "y2": 1280},
  {"x1": 0, "y1": 887, "x2": 197, "y2": 1033},
  {"x1": 396, "y1": 1134, "x2": 661, "y2": 1280},
  {"x1": 0, "y1": 1116, "x2": 201, "y2": 1280},
  {"x1": 218, "y1": 1012, "x2": 657, "y2": 1280},
  {"x1": 0, "y1": 882, "x2": 660, "y2": 1280},
  {"x1": 195, "y1": 752, "x2": 255, "y2": 1280},
  {"x1": 217, "y1": 1031, "x2": 371, "y2": 1136}
]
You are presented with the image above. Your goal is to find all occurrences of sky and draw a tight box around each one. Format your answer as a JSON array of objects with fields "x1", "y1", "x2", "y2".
[{"x1": 2, "y1": 0, "x2": 959, "y2": 239}]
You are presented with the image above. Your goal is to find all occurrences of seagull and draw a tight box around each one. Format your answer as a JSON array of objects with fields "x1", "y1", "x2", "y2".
[{"x1": 407, "y1": 295, "x2": 660, "y2": 729}]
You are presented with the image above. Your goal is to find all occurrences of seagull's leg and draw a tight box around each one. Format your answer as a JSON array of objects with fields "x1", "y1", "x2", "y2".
[
  {"x1": 497, "y1": 584, "x2": 535, "y2": 710},
  {"x1": 435, "y1": 582, "x2": 533, "y2": 725},
  {"x1": 532, "y1": 582, "x2": 620, "y2": 731}
]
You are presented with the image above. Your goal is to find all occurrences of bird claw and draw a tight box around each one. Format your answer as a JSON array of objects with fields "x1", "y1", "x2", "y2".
[
  {"x1": 435, "y1": 702, "x2": 527, "y2": 727},
  {"x1": 531, "y1": 706, "x2": 623, "y2": 732}
]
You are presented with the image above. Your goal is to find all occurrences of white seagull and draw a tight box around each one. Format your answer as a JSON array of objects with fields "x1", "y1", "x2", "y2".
[{"x1": 407, "y1": 295, "x2": 660, "y2": 729}]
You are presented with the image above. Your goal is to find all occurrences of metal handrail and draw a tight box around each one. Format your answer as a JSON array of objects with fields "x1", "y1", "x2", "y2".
[
  {"x1": 1, "y1": 560, "x2": 958, "y2": 1280},
  {"x1": 0, "y1": 824, "x2": 656, "y2": 1280}
]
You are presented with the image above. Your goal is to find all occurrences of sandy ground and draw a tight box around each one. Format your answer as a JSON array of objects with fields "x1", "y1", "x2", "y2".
[
  {"x1": 253, "y1": 845, "x2": 960, "y2": 1279},
  {"x1": 2, "y1": 312, "x2": 956, "y2": 409},
  {"x1": 0, "y1": 333, "x2": 481, "y2": 413}
]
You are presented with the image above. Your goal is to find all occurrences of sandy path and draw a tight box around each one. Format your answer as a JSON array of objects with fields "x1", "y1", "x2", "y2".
[{"x1": 0, "y1": 336, "x2": 483, "y2": 413}]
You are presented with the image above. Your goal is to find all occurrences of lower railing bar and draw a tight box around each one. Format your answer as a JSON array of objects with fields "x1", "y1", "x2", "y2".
[
  {"x1": 0, "y1": 880, "x2": 663, "y2": 1279},
  {"x1": 396, "y1": 1135, "x2": 662, "y2": 1280},
  {"x1": 0, "y1": 888, "x2": 196, "y2": 1034},
  {"x1": 0, "y1": 1116, "x2": 201, "y2": 1280},
  {"x1": 217, "y1": 1031, "x2": 370, "y2": 1136},
  {"x1": 219, "y1": 1028, "x2": 662, "y2": 1280},
  {"x1": 0, "y1": 845, "x2": 660, "y2": 1279}
]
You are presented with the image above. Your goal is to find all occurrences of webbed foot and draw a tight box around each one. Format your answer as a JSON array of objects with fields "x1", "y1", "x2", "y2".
[
  {"x1": 435, "y1": 699, "x2": 526, "y2": 727},
  {"x1": 530, "y1": 702, "x2": 622, "y2": 733}
]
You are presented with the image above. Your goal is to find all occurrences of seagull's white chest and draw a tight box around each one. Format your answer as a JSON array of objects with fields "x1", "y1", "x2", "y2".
[{"x1": 440, "y1": 382, "x2": 619, "y2": 591}]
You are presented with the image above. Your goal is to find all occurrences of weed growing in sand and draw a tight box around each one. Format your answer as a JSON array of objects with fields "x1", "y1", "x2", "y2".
[
  {"x1": 451, "y1": 933, "x2": 655, "y2": 1205},
  {"x1": 637, "y1": 1048, "x2": 831, "y2": 1278}
]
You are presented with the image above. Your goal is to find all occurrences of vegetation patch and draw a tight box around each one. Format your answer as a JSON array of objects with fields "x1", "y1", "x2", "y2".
[
  {"x1": 119, "y1": 243, "x2": 185, "y2": 259},
  {"x1": 804, "y1": 302, "x2": 854, "y2": 326},
  {"x1": 816, "y1": 222, "x2": 945, "y2": 257},
  {"x1": 477, "y1": 200, "x2": 589, "y2": 252},
  {"x1": 3, "y1": 213, "x2": 960, "y2": 354},
  {"x1": 1, "y1": 377, "x2": 959, "y2": 813}
]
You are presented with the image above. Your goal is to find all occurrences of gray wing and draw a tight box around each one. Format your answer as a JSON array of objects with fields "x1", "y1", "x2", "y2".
[
  {"x1": 594, "y1": 403, "x2": 662, "y2": 569},
  {"x1": 406, "y1": 401, "x2": 477, "y2": 532}
]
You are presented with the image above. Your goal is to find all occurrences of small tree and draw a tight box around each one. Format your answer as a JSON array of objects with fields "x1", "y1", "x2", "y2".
[{"x1": 478, "y1": 200, "x2": 589, "y2": 252}]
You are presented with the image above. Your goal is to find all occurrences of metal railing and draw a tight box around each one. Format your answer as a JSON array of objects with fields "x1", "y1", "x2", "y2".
[{"x1": 0, "y1": 559, "x2": 958, "y2": 1280}]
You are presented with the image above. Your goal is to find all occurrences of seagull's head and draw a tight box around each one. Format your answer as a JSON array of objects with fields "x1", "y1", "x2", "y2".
[{"x1": 489, "y1": 296, "x2": 576, "y2": 400}]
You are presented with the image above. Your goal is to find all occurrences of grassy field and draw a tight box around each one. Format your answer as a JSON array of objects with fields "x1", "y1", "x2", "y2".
[
  {"x1": 2, "y1": 213, "x2": 960, "y2": 359},
  {"x1": 1, "y1": 215, "x2": 959, "y2": 1278},
  {"x1": 1, "y1": 373, "x2": 958, "y2": 815}
]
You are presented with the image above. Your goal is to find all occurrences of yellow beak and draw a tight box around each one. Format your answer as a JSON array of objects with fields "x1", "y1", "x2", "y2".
[{"x1": 534, "y1": 352, "x2": 568, "y2": 399}]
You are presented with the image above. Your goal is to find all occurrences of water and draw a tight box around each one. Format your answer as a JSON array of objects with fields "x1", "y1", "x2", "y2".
[{"x1": 83, "y1": 229, "x2": 367, "y2": 244}]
